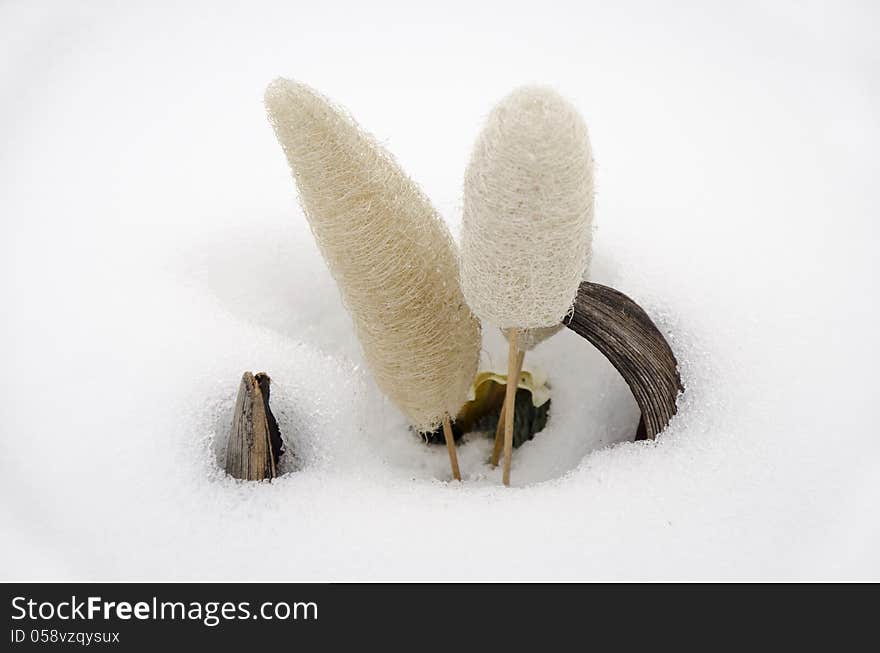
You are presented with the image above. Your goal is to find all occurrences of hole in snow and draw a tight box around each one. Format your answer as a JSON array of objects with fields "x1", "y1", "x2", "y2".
[{"x1": 405, "y1": 327, "x2": 640, "y2": 486}]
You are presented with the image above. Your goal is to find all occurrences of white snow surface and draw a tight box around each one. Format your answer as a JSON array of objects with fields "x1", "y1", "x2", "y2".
[{"x1": 1, "y1": 0, "x2": 878, "y2": 581}]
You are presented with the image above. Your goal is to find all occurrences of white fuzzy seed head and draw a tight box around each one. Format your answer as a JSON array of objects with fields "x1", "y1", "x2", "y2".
[
  {"x1": 503, "y1": 324, "x2": 565, "y2": 352},
  {"x1": 461, "y1": 86, "x2": 594, "y2": 330},
  {"x1": 265, "y1": 79, "x2": 481, "y2": 431}
]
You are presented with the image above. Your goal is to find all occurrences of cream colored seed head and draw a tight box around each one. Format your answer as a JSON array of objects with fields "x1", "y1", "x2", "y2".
[
  {"x1": 265, "y1": 79, "x2": 481, "y2": 431},
  {"x1": 462, "y1": 85, "x2": 594, "y2": 330}
]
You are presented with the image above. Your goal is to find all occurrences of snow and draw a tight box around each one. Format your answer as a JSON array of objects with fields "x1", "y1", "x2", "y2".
[{"x1": 1, "y1": 0, "x2": 878, "y2": 581}]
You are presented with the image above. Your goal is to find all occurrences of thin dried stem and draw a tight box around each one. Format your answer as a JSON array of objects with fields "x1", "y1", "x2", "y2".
[
  {"x1": 502, "y1": 330, "x2": 519, "y2": 486},
  {"x1": 442, "y1": 413, "x2": 461, "y2": 481},
  {"x1": 491, "y1": 349, "x2": 525, "y2": 466}
]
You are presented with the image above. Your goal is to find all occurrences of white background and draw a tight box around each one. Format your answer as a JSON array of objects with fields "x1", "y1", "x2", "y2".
[{"x1": 1, "y1": 0, "x2": 878, "y2": 580}]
